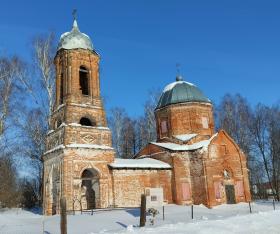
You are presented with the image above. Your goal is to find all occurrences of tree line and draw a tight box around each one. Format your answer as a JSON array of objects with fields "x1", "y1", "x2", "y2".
[
  {"x1": 108, "y1": 89, "x2": 160, "y2": 159},
  {"x1": 0, "y1": 33, "x2": 55, "y2": 208},
  {"x1": 0, "y1": 33, "x2": 279, "y2": 209}
]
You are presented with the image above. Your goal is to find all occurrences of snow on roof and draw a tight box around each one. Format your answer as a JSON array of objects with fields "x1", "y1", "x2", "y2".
[
  {"x1": 66, "y1": 144, "x2": 113, "y2": 150},
  {"x1": 43, "y1": 143, "x2": 113, "y2": 155},
  {"x1": 68, "y1": 123, "x2": 110, "y2": 130},
  {"x1": 109, "y1": 158, "x2": 171, "y2": 169},
  {"x1": 47, "y1": 129, "x2": 55, "y2": 135},
  {"x1": 151, "y1": 133, "x2": 218, "y2": 152},
  {"x1": 51, "y1": 104, "x2": 66, "y2": 114},
  {"x1": 163, "y1": 81, "x2": 195, "y2": 92},
  {"x1": 68, "y1": 123, "x2": 82, "y2": 127},
  {"x1": 58, "y1": 19, "x2": 93, "y2": 51},
  {"x1": 151, "y1": 142, "x2": 204, "y2": 151},
  {"x1": 173, "y1": 133, "x2": 197, "y2": 142},
  {"x1": 43, "y1": 144, "x2": 65, "y2": 155},
  {"x1": 70, "y1": 103, "x2": 101, "y2": 109}
]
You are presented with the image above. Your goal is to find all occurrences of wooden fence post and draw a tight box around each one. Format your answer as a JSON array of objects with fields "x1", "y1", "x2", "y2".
[
  {"x1": 72, "y1": 199, "x2": 75, "y2": 215},
  {"x1": 140, "y1": 194, "x2": 146, "y2": 227},
  {"x1": 273, "y1": 199, "x2": 275, "y2": 210},
  {"x1": 60, "y1": 197, "x2": 67, "y2": 234},
  {"x1": 191, "y1": 205, "x2": 194, "y2": 219},
  {"x1": 249, "y1": 202, "x2": 252, "y2": 213}
]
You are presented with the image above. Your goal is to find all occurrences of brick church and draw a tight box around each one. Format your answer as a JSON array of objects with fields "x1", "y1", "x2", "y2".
[{"x1": 42, "y1": 18, "x2": 251, "y2": 215}]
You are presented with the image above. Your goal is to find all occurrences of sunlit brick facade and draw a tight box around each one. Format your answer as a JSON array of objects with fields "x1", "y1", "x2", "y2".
[{"x1": 42, "y1": 19, "x2": 251, "y2": 215}]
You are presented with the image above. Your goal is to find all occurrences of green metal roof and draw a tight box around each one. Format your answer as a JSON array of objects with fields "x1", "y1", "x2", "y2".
[{"x1": 156, "y1": 77, "x2": 211, "y2": 109}]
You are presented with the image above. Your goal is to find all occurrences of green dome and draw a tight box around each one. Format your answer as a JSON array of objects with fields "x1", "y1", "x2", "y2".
[{"x1": 156, "y1": 77, "x2": 211, "y2": 109}]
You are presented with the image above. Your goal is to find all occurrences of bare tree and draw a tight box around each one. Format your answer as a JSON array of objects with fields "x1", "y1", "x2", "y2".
[
  {"x1": 108, "y1": 107, "x2": 127, "y2": 158},
  {"x1": 0, "y1": 55, "x2": 26, "y2": 207},
  {"x1": 135, "y1": 89, "x2": 161, "y2": 150},
  {"x1": 0, "y1": 56, "x2": 24, "y2": 139},
  {"x1": 121, "y1": 117, "x2": 137, "y2": 158},
  {"x1": 108, "y1": 89, "x2": 161, "y2": 158},
  {"x1": 19, "y1": 178, "x2": 38, "y2": 208},
  {"x1": 216, "y1": 94, "x2": 252, "y2": 155},
  {"x1": 249, "y1": 104, "x2": 279, "y2": 201},
  {"x1": 31, "y1": 32, "x2": 56, "y2": 125},
  {"x1": 14, "y1": 32, "x2": 56, "y2": 206},
  {"x1": 0, "y1": 155, "x2": 20, "y2": 207},
  {"x1": 21, "y1": 109, "x2": 47, "y2": 203},
  {"x1": 266, "y1": 105, "x2": 280, "y2": 200},
  {"x1": 142, "y1": 89, "x2": 161, "y2": 143}
]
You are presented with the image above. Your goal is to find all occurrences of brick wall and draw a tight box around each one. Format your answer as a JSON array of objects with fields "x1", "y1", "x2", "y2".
[
  {"x1": 111, "y1": 169, "x2": 172, "y2": 207},
  {"x1": 155, "y1": 102, "x2": 214, "y2": 140}
]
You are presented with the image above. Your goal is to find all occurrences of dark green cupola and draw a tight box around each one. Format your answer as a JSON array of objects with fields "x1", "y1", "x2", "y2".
[{"x1": 156, "y1": 76, "x2": 211, "y2": 109}]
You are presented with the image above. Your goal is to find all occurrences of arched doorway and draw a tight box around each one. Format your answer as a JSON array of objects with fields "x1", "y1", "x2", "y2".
[
  {"x1": 223, "y1": 169, "x2": 236, "y2": 204},
  {"x1": 81, "y1": 169, "x2": 99, "y2": 209}
]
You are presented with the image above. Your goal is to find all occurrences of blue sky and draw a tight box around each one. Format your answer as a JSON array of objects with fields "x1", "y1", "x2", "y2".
[{"x1": 1, "y1": 0, "x2": 280, "y2": 116}]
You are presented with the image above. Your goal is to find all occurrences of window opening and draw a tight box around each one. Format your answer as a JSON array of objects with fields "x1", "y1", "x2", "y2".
[
  {"x1": 80, "y1": 117, "x2": 92, "y2": 126},
  {"x1": 79, "y1": 66, "x2": 89, "y2": 95}
]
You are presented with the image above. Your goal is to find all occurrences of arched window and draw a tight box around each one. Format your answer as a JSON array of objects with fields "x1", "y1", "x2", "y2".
[
  {"x1": 79, "y1": 66, "x2": 89, "y2": 95},
  {"x1": 80, "y1": 117, "x2": 92, "y2": 126},
  {"x1": 201, "y1": 117, "x2": 209, "y2": 129}
]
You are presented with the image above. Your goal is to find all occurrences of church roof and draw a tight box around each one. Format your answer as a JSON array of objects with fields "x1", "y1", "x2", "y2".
[
  {"x1": 173, "y1": 133, "x2": 197, "y2": 142},
  {"x1": 151, "y1": 133, "x2": 218, "y2": 152},
  {"x1": 58, "y1": 19, "x2": 94, "y2": 51},
  {"x1": 109, "y1": 158, "x2": 171, "y2": 169},
  {"x1": 156, "y1": 76, "x2": 211, "y2": 109}
]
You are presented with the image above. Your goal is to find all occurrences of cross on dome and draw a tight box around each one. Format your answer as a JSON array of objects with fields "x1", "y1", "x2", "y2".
[
  {"x1": 72, "y1": 9, "x2": 77, "y2": 20},
  {"x1": 176, "y1": 63, "x2": 183, "y2": 81},
  {"x1": 57, "y1": 11, "x2": 95, "y2": 51}
]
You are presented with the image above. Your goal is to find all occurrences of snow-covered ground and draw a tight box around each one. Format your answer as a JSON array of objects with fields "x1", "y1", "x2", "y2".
[{"x1": 0, "y1": 201, "x2": 279, "y2": 234}]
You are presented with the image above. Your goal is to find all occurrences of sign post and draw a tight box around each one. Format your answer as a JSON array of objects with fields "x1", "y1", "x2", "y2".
[
  {"x1": 144, "y1": 188, "x2": 164, "y2": 224},
  {"x1": 140, "y1": 194, "x2": 146, "y2": 227},
  {"x1": 60, "y1": 197, "x2": 67, "y2": 234},
  {"x1": 145, "y1": 188, "x2": 164, "y2": 208}
]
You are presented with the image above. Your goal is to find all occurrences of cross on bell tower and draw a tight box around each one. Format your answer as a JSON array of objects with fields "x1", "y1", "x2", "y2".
[{"x1": 72, "y1": 9, "x2": 77, "y2": 20}]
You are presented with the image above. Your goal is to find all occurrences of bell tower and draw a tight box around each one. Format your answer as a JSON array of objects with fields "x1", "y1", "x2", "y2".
[
  {"x1": 53, "y1": 19, "x2": 105, "y2": 128},
  {"x1": 43, "y1": 18, "x2": 115, "y2": 215}
]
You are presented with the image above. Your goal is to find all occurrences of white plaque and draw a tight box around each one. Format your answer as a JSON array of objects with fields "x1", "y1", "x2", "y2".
[{"x1": 145, "y1": 187, "x2": 164, "y2": 208}]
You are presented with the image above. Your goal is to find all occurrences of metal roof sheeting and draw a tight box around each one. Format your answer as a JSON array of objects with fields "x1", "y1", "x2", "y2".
[
  {"x1": 58, "y1": 20, "x2": 94, "y2": 51},
  {"x1": 156, "y1": 79, "x2": 211, "y2": 109}
]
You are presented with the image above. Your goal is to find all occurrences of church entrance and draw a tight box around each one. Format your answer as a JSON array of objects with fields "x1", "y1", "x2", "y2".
[
  {"x1": 81, "y1": 169, "x2": 99, "y2": 210},
  {"x1": 225, "y1": 185, "x2": 236, "y2": 204}
]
